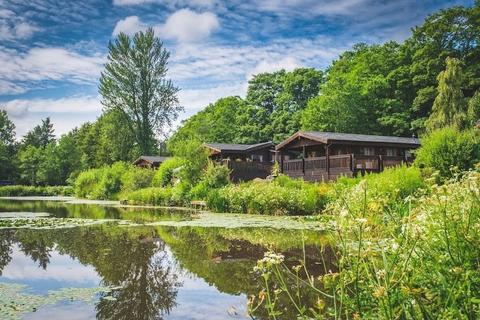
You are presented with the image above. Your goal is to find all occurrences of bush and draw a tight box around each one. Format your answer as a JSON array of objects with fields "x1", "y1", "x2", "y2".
[
  {"x1": 252, "y1": 168, "x2": 480, "y2": 319},
  {"x1": 122, "y1": 187, "x2": 175, "y2": 206},
  {"x1": 415, "y1": 127, "x2": 480, "y2": 180},
  {"x1": 0, "y1": 185, "x2": 74, "y2": 196},
  {"x1": 74, "y1": 162, "x2": 131, "y2": 199},
  {"x1": 327, "y1": 165, "x2": 425, "y2": 221},
  {"x1": 207, "y1": 175, "x2": 331, "y2": 215},
  {"x1": 152, "y1": 157, "x2": 186, "y2": 187},
  {"x1": 190, "y1": 162, "x2": 231, "y2": 200},
  {"x1": 121, "y1": 167, "x2": 155, "y2": 192}
]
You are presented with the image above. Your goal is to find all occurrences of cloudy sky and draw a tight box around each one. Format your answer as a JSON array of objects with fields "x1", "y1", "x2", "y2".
[{"x1": 0, "y1": 0, "x2": 473, "y2": 138}]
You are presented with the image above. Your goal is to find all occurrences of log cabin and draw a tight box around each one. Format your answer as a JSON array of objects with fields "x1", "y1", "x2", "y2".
[
  {"x1": 204, "y1": 141, "x2": 275, "y2": 181},
  {"x1": 133, "y1": 156, "x2": 171, "y2": 169},
  {"x1": 276, "y1": 131, "x2": 420, "y2": 181}
]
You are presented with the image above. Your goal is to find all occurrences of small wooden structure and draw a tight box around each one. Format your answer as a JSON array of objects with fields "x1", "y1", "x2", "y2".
[
  {"x1": 133, "y1": 156, "x2": 170, "y2": 169},
  {"x1": 204, "y1": 142, "x2": 275, "y2": 181},
  {"x1": 276, "y1": 131, "x2": 420, "y2": 181}
]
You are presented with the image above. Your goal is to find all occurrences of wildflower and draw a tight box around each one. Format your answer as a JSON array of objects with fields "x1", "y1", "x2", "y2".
[
  {"x1": 355, "y1": 217, "x2": 367, "y2": 225},
  {"x1": 373, "y1": 286, "x2": 386, "y2": 298},
  {"x1": 316, "y1": 298, "x2": 325, "y2": 310},
  {"x1": 450, "y1": 266, "x2": 463, "y2": 275},
  {"x1": 292, "y1": 264, "x2": 302, "y2": 273},
  {"x1": 376, "y1": 269, "x2": 386, "y2": 279}
]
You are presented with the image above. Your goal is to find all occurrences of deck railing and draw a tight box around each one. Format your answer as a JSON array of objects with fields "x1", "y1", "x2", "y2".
[
  {"x1": 282, "y1": 154, "x2": 412, "y2": 181},
  {"x1": 222, "y1": 160, "x2": 273, "y2": 181}
]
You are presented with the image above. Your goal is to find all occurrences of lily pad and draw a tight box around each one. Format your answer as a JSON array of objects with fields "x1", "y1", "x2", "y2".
[{"x1": 0, "y1": 212, "x2": 50, "y2": 218}]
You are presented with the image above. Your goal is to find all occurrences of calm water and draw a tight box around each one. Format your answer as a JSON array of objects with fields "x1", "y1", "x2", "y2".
[{"x1": 0, "y1": 199, "x2": 332, "y2": 320}]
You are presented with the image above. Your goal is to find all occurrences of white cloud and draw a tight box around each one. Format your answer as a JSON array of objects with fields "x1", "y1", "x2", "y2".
[
  {"x1": 0, "y1": 47, "x2": 104, "y2": 94},
  {"x1": 113, "y1": 0, "x2": 155, "y2": 5},
  {"x1": 112, "y1": 15, "x2": 145, "y2": 36},
  {"x1": 258, "y1": 0, "x2": 367, "y2": 16},
  {"x1": 0, "y1": 9, "x2": 39, "y2": 40},
  {"x1": 249, "y1": 56, "x2": 300, "y2": 78},
  {"x1": 112, "y1": 10, "x2": 219, "y2": 42},
  {"x1": 1, "y1": 96, "x2": 102, "y2": 137},
  {"x1": 113, "y1": 0, "x2": 216, "y2": 8},
  {"x1": 156, "y1": 9, "x2": 219, "y2": 42}
]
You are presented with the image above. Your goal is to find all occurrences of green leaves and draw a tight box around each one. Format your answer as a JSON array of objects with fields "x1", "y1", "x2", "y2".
[{"x1": 99, "y1": 28, "x2": 181, "y2": 155}]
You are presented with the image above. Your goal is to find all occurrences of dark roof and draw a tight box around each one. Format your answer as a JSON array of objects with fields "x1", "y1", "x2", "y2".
[
  {"x1": 133, "y1": 156, "x2": 170, "y2": 165},
  {"x1": 276, "y1": 131, "x2": 421, "y2": 150},
  {"x1": 204, "y1": 141, "x2": 274, "y2": 153}
]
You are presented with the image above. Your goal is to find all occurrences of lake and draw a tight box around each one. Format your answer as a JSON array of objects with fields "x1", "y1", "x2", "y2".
[{"x1": 0, "y1": 198, "x2": 333, "y2": 320}]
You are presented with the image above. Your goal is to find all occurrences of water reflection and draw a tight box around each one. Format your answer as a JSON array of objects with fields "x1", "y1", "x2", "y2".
[
  {"x1": 0, "y1": 200, "x2": 335, "y2": 319},
  {"x1": 0, "y1": 198, "x2": 192, "y2": 222}
]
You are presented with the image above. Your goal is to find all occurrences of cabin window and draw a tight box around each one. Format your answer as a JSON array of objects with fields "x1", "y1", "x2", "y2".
[
  {"x1": 251, "y1": 154, "x2": 263, "y2": 162},
  {"x1": 362, "y1": 147, "x2": 375, "y2": 156},
  {"x1": 386, "y1": 148, "x2": 397, "y2": 156}
]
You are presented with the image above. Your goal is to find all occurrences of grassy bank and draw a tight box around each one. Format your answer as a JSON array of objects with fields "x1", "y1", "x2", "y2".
[
  {"x1": 0, "y1": 185, "x2": 73, "y2": 197},
  {"x1": 248, "y1": 167, "x2": 480, "y2": 318}
]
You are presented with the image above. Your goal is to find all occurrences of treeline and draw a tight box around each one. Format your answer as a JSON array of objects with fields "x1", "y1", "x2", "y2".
[
  {"x1": 171, "y1": 3, "x2": 480, "y2": 146},
  {"x1": 0, "y1": 110, "x2": 155, "y2": 185}
]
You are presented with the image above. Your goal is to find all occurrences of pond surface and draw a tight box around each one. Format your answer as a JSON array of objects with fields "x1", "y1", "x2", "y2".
[{"x1": 0, "y1": 198, "x2": 332, "y2": 320}]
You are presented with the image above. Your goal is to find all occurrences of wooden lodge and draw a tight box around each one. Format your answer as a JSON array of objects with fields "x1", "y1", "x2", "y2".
[
  {"x1": 133, "y1": 156, "x2": 171, "y2": 169},
  {"x1": 204, "y1": 142, "x2": 275, "y2": 181},
  {"x1": 276, "y1": 131, "x2": 420, "y2": 181}
]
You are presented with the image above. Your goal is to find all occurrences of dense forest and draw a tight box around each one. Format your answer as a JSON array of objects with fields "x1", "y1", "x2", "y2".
[{"x1": 0, "y1": 2, "x2": 479, "y2": 185}]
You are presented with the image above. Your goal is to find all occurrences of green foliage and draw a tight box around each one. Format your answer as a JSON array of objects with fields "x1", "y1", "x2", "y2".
[
  {"x1": 99, "y1": 28, "x2": 181, "y2": 155},
  {"x1": 122, "y1": 187, "x2": 176, "y2": 206},
  {"x1": 152, "y1": 157, "x2": 185, "y2": 187},
  {"x1": 121, "y1": 167, "x2": 155, "y2": 193},
  {"x1": 252, "y1": 169, "x2": 480, "y2": 318},
  {"x1": 207, "y1": 176, "x2": 330, "y2": 215},
  {"x1": 427, "y1": 57, "x2": 469, "y2": 131},
  {"x1": 74, "y1": 162, "x2": 132, "y2": 199},
  {"x1": 21, "y1": 117, "x2": 55, "y2": 149},
  {"x1": 168, "y1": 139, "x2": 209, "y2": 186},
  {"x1": 328, "y1": 165, "x2": 425, "y2": 221},
  {"x1": 0, "y1": 185, "x2": 73, "y2": 196},
  {"x1": 415, "y1": 127, "x2": 480, "y2": 179},
  {"x1": 189, "y1": 162, "x2": 230, "y2": 200}
]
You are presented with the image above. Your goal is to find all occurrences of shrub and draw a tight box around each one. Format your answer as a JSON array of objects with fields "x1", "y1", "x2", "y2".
[
  {"x1": 327, "y1": 165, "x2": 425, "y2": 222},
  {"x1": 74, "y1": 162, "x2": 131, "y2": 199},
  {"x1": 251, "y1": 169, "x2": 480, "y2": 319},
  {"x1": 0, "y1": 185, "x2": 74, "y2": 196},
  {"x1": 152, "y1": 157, "x2": 186, "y2": 187},
  {"x1": 415, "y1": 127, "x2": 479, "y2": 180},
  {"x1": 122, "y1": 187, "x2": 175, "y2": 206},
  {"x1": 207, "y1": 176, "x2": 331, "y2": 215},
  {"x1": 190, "y1": 162, "x2": 231, "y2": 200},
  {"x1": 121, "y1": 167, "x2": 155, "y2": 192}
]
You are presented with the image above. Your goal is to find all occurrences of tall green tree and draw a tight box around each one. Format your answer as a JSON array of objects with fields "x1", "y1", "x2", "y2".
[
  {"x1": 407, "y1": 3, "x2": 480, "y2": 131},
  {"x1": 22, "y1": 117, "x2": 55, "y2": 148},
  {"x1": 99, "y1": 28, "x2": 182, "y2": 155},
  {"x1": 427, "y1": 57, "x2": 468, "y2": 131},
  {"x1": 0, "y1": 110, "x2": 17, "y2": 180}
]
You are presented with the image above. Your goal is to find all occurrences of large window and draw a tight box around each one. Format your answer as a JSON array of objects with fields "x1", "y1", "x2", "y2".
[
  {"x1": 386, "y1": 148, "x2": 397, "y2": 156},
  {"x1": 362, "y1": 147, "x2": 375, "y2": 156}
]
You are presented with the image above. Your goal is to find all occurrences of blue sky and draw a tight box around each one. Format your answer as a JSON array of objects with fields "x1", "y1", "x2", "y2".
[{"x1": 0, "y1": 0, "x2": 473, "y2": 137}]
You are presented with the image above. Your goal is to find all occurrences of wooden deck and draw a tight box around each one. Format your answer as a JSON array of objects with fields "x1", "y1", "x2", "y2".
[
  {"x1": 222, "y1": 160, "x2": 273, "y2": 182},
  {"x1": 281, "y1": 154, "x2": 408, "y2": 182}
]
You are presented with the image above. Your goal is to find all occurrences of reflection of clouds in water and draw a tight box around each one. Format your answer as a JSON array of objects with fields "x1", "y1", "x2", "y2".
[
  {"x1": 23, "y1": 301, "x2": 96, "y2": 320},
  {"x1": 168, "y1": 272, "x2": 248, "y2": 319},
  {"x1": 1, "y1": 244, "x2": 100, "y2": 285},
  {"x1": 162, "y1": 244, "x2": 248, "y2": 319}
]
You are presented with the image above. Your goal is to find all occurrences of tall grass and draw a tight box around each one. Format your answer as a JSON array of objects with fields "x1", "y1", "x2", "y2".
[
  {"x1": 0, "y1": 185, "x2": 74, "y2": 196},
  {"x1": 207, "y1": 175, "x2": 331, "y2": 215},
  {"x1": 248, "y1": 167, "x2": 480, "y2": 319}
]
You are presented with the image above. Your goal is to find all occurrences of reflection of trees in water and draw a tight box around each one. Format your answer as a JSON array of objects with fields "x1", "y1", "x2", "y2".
[
  {"x1": 96, "y1": 239, "x2": 179, "y2": 320},
  {"x1": 0, "y1": 230, "x2": 14, "y2": 275},
  {"x1": 0, "y1": 226, "x2": 180, "y2": 320}
]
